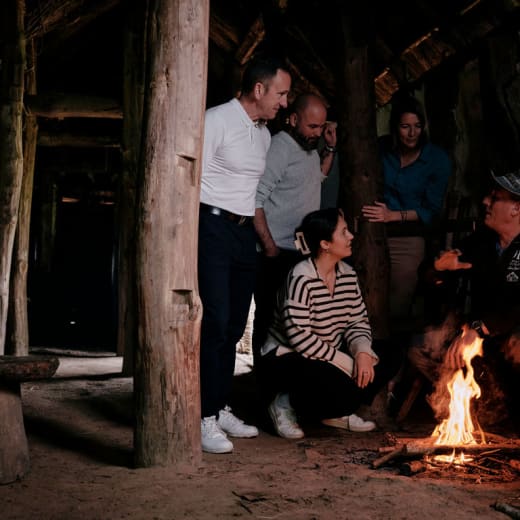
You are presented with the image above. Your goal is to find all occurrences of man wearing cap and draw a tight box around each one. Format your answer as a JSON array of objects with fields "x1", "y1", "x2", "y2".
[{"x1": 408, "y1": 170, "x2": 520, "y2": 426}]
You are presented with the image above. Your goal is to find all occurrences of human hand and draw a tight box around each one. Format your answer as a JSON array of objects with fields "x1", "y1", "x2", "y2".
[
  {"x1": 323, "y1": 121, "x2": 337, "y2": 147},
  {"x1": 361, "y1": 201, "x2": 391, "y2": 223},
  {"x1": 264, "y1": 244, "x2": 280, "y2": 257},
  {"x1": 434, "y1": 249, "x2": 472, "y2": 271},
  {"x1": 445, "y1": 326, "x2": 480, "y2": 370},
  {"x1": 354, "y1": 352, "x2": 375, "y2": 388}
]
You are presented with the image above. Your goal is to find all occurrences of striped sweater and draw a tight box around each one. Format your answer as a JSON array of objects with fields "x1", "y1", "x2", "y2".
[{"x1": 262, "y1": 258, "x2": 378, "y2": 376}]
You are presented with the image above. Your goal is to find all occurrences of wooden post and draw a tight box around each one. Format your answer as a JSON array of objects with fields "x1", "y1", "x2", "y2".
[
  {"x1": 117, "y1": 0, "x2": 149, "y2": 374},
  {"x1": 0, "y1": 355, "x2": 59, "y2": 484},
  {"x1": 7, "y1": 39, "x2": 38, "y2": 356},
  {"x1": 0, "y1": 382, "x2": 29, "y2": 483},
  {"x1": 480, "y1": 30, "x2": 520, "y2": 174},
  {"x1": 0, "y1": 0, "x2": 25, "y2": 354},
  {"x1": 334, "y1": 2, "x2": 389, "y2": 339},
  {"x1": 134, "y1": 0, "x2": 208, "y2": 468}
]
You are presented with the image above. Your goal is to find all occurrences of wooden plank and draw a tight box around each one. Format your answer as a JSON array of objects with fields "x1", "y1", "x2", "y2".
[
  {"x1": 0, "y1": 355, "x2": 59, "y2": 381},
  {"x1": 25, "y1": 93, "x2": 122, "y2": 119}
]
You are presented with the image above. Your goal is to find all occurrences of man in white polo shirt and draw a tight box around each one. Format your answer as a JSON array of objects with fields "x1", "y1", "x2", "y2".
[{"x1": 199, "y1": 56, "x2": 291, "y2": 454}]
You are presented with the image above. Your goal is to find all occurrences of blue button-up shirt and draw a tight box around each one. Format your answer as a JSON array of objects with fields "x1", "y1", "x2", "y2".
[{"x1": 382, "y1": 140, "x2": 452, "y2": 226}]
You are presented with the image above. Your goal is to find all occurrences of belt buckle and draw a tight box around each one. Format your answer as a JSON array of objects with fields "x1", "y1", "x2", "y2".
[{"x1": 238, "y1": 215, "x2": 247, "y2": 225}]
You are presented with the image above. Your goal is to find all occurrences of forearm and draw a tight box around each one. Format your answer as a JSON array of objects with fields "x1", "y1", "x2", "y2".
[
  {"x1": 320, "y1": 147, "x2": 335, "y2": 176},
  {"x1": 254, "y1": 208, "x2": 278, "y2": 254},
  {"x1": 392, "y1": 209, "x2": 419, "y2": 223}
]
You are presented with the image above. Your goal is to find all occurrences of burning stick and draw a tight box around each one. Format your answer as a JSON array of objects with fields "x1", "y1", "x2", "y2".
[{"x1": 372, "y1": 440, "x2": 520, "y2": 469}]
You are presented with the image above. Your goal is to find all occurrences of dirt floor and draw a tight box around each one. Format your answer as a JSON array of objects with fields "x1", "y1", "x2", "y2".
[{"x1": 2, "y1": 350, "x2": 520, "y2": 520}]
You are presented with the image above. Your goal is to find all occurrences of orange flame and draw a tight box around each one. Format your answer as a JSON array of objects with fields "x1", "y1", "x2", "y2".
[{"x1": 431, "y1": 329, "x2": 483, "y2": 447}]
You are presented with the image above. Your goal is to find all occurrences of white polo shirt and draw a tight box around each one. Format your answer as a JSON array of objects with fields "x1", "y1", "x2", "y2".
[{"x1": 201, "y1": 98, "x2": 271, "y2": 216}]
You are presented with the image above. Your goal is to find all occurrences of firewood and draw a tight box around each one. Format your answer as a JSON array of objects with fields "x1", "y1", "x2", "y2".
[
  {"x1": 400, "y1": 460, "x2": 427, "y2": 476},
  {"x1": 493, "y1": 502, "x2": 520, "y2": 520},
  {"x1": 372, "y1": 439, "x2": 520, "y2": 469},
  {"x1": 372, "y1": 446, "x2": 405, "y2": 468}
]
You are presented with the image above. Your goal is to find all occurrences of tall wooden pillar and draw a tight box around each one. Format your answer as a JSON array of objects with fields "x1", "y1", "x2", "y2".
[
  {"x1": 0, "y1": 0, "x2": 25, "y2": 354},
  {"x1": 334, "y1": 2, "x2": 389, "y2": 339},
  {"x1": 117, "y1": 0, "x2": 149, "y2": 374},
  {"x1": 7, "y1": 39, "x2": 38, "y2": 355},
  {"x1": 134, "y1": 0, "x2": 208, "y2": 468}
]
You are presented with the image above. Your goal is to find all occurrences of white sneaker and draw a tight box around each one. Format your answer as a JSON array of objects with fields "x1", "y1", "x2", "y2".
[
  {"x1": 322, "y1": 413, "x2": 376, "y2": 432},
  {"x1": 201, "y1": 416, "x2": 233, "y2": 453},
  {"x1": 217, "y1": 406, "x2": 259, "y2": 438},
  {"x1": 268, "y1": 393, "x2": 304, "y2": 439}
]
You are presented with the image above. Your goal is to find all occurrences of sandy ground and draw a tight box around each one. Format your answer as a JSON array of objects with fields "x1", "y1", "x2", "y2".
[{"x1": 1, "y1": 350, "x2": 520, "y2": 520}]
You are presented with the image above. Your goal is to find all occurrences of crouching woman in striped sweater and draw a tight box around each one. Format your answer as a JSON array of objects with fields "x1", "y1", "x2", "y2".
[{"x1": 259, "y1": 207, "x2": 396, "y2": 439}]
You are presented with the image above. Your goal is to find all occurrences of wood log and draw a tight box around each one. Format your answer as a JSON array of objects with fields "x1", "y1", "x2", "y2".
[
  {"x1": 0, "y1": 382, "x2": 29, "y2": 484},
  {"x1": 493, "y1": 502, "x2": 520, "y2": 520},
  {"x1": 0, "y1": 0, "x2": 25, "y2": 355},
  {"x1": 334, "y1": 2, "x2": 389, "y2": 339},
  {"x1": 400, "y1": 460, "x2": 428, "y2": 476},
  {"x1": 134, "y1": 0, "x2": 207, "y2": 469},
  {"x1": 0, "y1": 355, "x2": 59, "y2": 382},
  {"x1": 373, "y1": 439, "x2": 520, "y2": 468},
  {"x1": 37, "y1": 132, "x2": 120, "y2": 148},
  {"x1": 117, "y1": 0, "x2": 147, "y2": 372},
  {"x1": 0, "y1": 355, "x2": 58, "y2": 484},
  {"x1": 25, "y1": 94, "x2": 123, "y2": 119},
  {"x1": 7, "y1": 39, "x2": 38, "y2": 356}
]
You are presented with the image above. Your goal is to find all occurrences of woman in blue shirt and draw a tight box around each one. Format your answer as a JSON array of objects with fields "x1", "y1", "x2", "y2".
[{"x1": 362, "y1": 96, "x2": 452, "y2": 334}]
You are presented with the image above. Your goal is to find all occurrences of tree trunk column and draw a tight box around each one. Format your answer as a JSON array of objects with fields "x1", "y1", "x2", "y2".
[
  {"x1": 0, "y1": 382, "x2": 29, "y2": 484},
  {"x1": 134, "y1": 0, "x2": 208, "y2": 468},
  {"x1": 334, "y1": 2, "x2": 389, "y2": 339}
]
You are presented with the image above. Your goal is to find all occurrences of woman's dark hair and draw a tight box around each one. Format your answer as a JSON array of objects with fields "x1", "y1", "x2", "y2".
[
  {"x1": 295, "y1": 208, "x2": 343, "y2": 258},
  {"x1": 389, "y1": 94, "x2": 428, "y2": 150},
  {"x1": 241, "y1": 55, "x2": 288, "y2": 95}
]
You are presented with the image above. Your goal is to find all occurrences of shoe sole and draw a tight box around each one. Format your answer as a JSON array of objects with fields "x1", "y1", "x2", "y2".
[
  {"x1": 202, "y1": 443, "x2": 233, "y2": 454},
  {"x1": 268, "y1": 404, "x2": 305, "y2": 439},
  {"x1": 321, "y1": 418, "x2": 376, "y2": 432},
  {"x1": 222, "y1": 429, "x2": 259, "y2": 439}
]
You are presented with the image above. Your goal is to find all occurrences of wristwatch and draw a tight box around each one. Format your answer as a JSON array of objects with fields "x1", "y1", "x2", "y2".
[{"x1": 470, "y1": 320, "x2": 488, "y2": 338}]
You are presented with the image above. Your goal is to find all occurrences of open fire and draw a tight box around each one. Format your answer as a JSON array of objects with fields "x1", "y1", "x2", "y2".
[
  {"x1": 430, "y1": 327, "x2": 484, "y2": 463},
  {"x1": 372, "y1": 327, "x2": 520, "y2": 480}
]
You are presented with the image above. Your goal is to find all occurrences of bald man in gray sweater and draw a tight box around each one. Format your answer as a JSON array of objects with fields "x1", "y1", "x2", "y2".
[{"x1": 252, "y1": 94, "x2": 337, "y2": 366}]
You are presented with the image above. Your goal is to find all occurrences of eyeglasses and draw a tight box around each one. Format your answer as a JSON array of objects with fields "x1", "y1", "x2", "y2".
[{"x1": 487, "y1": 190, "x2": 515, "y2": 204}]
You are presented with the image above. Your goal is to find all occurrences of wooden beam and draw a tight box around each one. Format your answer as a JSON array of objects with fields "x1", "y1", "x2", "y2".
[
  {"x1": 37, "y1": 132, "x2": 120, "y2": 148},
  {"x1": 235, "y1": 15, "x2": 265, "y2": 65},
  {"x1": 26, "y1": 0, "x2": 121, "y2": 40},
  {"x1": 284, "y1": 25, "x2": 335, "y2": 100},
  {"x1": 209, "y1": 11, "x2": 239, "y2": 52},
  {"x1": 25, "y1": 93, "x2": 122, "y2": 119}
]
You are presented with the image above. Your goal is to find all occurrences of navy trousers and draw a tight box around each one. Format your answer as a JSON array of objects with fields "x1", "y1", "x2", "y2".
[{"x1": 198, "y1": 211, "x2": 257, "y2": 418}]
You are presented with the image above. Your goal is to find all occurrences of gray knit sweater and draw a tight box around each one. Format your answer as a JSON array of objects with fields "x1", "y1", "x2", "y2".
[{"x1": 255, "y1": 131, "x2": 325, "y2": 250}]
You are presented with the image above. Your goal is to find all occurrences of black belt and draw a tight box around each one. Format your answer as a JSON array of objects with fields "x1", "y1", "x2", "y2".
[{"x1": 200, "y1": 202, "x2": 253, "y2": 226}]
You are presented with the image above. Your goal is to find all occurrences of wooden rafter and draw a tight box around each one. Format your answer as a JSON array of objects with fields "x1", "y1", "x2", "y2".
[
  {"x1": 26, "y1": 0, "x2": 121, "y2": 40},
  {"x1": 25, "y1": 93, "x2": 122, "y2": 119},
  {"x1": 235, "y1": 15, "x2": 266, "y2": 65}
]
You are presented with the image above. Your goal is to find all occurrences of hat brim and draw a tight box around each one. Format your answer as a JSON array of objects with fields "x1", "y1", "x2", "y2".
[{"x1": 491, "y1": 170, "x2": 520, "y2": 196}]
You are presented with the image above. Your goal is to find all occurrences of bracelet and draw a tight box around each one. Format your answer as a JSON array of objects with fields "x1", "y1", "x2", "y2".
[
  {"x1": 470, "y1": 320, "x2": 488, "y2": 338},
  {"x1": 324, "y1": 145, "x2": 336, "y2": 153}
]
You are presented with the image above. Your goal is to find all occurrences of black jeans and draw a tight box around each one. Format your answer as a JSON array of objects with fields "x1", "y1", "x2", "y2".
[
  {"x1": 252, "y1": 249, "x2": 302, "y2": 364},
  {"x1": 259, "y1": 340, "x2": 399, "y2": 421},
  {"x1": 198, "y1": 211, "x2": 257, "y2": 418}
]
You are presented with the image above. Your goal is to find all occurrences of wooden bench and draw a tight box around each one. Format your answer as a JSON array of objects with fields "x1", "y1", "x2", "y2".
[{"x1": 0, "y1": 355, "x2": 59, "y2": 484}]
